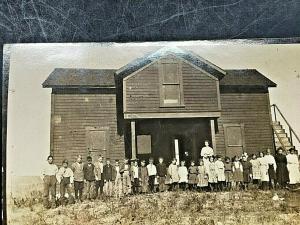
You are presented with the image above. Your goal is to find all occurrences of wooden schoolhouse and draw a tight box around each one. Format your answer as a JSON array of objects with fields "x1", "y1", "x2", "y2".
[{"x1": 43, "y1": 47, "x2": 279, "y2": 164}]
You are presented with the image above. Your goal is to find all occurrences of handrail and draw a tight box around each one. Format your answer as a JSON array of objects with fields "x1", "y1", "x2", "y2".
[{"x1": 271, "y1": 104, "x2": 300, "y2": 147}]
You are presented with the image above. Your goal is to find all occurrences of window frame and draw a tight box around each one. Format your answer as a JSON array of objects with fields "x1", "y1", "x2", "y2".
[{"x1": 159, "y1": 58, "x2": 185, "y2": 107}]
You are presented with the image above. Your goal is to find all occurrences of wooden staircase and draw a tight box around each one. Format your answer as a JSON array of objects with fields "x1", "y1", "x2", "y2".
[
  {"x1": 271, "y1": 104, "x2": 300, "y2": 152},
  {"x1": 272, "y1": 121, "x2": 294, "y2": 151}
]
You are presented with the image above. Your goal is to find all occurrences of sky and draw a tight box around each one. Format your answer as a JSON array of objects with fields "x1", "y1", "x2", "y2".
[{"x1": 5, "y1": 41, "x2": 300, "y2": 177}]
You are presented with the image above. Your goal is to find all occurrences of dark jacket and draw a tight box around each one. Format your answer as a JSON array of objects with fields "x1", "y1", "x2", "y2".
[
  {"x1": 103, "y1": 164, "x2": 116, "y2": 181},
  {"x1": 156, "y1": 163, "x2": 167, "y2": 177},
  {"x1": 83, "y1": 163, "x2": 96, "y2": 181}
]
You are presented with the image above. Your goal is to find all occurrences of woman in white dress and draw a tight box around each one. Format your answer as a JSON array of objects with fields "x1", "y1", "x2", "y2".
[
  {"x1": 250, "y1": 154, "x2": 261, "y2": 188},
  {"x1": 286, "y1": 148, "x2": 300, "y2": 186}
]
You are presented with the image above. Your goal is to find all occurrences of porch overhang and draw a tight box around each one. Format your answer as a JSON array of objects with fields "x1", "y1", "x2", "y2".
[{"x1": 124, "y1": 111, "x2": 221, "y2": 119}]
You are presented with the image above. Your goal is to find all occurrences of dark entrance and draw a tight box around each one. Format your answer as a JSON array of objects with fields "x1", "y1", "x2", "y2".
[{"x1": 130, "y1": 118, "x2": 212, "y2": 165}]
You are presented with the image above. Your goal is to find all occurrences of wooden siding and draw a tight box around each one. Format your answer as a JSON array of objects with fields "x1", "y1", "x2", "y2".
[
  {"x1": 51, "y1": 93, "x2": 125, "y2": 165},
  {"x1": 124, "y1": 59, "x2": 220, "y2": 113},
  {"x1": 215, "y1": 93, "x2": 274, "y2": 156}
]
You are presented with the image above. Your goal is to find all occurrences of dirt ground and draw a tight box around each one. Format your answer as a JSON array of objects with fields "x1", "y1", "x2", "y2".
[{"x1": 6, "y1": 190, "x2": 300, "y2": 225}]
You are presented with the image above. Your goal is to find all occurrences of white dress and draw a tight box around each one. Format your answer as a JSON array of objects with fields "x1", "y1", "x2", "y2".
[
  {"x1": 286, "y1": 154, "x2": 300, "y2": 184},
  {"x1": 215, "y1": 160, "x2": 225, "y2": 182},
  {"x1": 258, "y1": 157, "x2": 269, "y2": 182},
  {"x1": 178, "y1": 166, "x2": 188, "y2": 183}
]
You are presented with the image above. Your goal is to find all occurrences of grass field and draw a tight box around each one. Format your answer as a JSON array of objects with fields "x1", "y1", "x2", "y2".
[{"x1": 7, "y1": 189, "x2": 300, "y2": 225}]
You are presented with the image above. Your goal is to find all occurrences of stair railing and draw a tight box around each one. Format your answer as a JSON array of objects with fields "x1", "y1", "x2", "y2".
[{"x1": 271, "y1": 104, "x2": 300, "y2": 150}]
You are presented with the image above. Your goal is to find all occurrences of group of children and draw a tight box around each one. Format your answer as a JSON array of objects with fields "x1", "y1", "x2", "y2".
[{"x1": 41, "y1": 147, "x2": 300, "y2": 209}]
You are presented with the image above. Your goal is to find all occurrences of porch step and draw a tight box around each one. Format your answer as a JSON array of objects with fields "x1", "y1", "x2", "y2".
[{"x1": 272, "y1": 121, "x2": 293, "y2": 151}]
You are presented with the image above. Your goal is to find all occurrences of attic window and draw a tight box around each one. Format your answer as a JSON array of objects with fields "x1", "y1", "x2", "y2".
[{"x1": 159, "y1": 59, "x2": 184, "y2": 107}]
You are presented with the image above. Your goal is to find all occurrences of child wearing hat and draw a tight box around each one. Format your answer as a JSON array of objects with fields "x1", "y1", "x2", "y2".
[{"x1": 56, "y1": 159, "x2": 74, "y2": 205}]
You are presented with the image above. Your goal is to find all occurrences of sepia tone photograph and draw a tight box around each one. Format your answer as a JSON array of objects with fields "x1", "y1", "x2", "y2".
[{"x1": 4, "y1": 41, "x2": 300, "y2": 225}]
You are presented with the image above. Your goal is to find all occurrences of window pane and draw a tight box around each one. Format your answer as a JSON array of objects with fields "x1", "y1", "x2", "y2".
[
  {"x1": 163, "y1": 63, "x2": 178, "y2": 83},
  {"x1": 227, "y1": 127, "x2": 242, "y2": 146},
  {"x1": 137, "y1": 135, "x2": 152, "y2": 154},
  {"x1": 164, "y1": 85, "x2": 180, "y2": 104}
]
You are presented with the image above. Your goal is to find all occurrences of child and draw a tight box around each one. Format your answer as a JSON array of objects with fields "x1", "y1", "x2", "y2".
[
  {"x1": 131, "y1": 159, "x2": 140, "y2": 194},
  {"x1": 168, "y1": 158, "x2": 179, "y2": 191},
  {"x1": 258, "y1": 152, "x2": 269, "y2": 190},
  {"x1": 56, "y1": 159, "x2": 74, "y2": 205},
  {"x1": 197, "y1": 160, "x2": 208, "y2": 191},
  {"x1": 249, "y1": 154, "x2": 261, "y2": 189},
  {"x1": 140, "y1": 160, "x2": 149, "y2": 193},
  {"x1": 114, "y1": 160, "x2": 123, "y2": 198},
  {"x1": 83, "y1": 156, "x2": 96, "y2": 200},
  {"x1": 120, "y1": 158, "x2": 131, "y2": 195},
  {"x1": 178, "y1": 160, "x2": 188, "y2": 190},
  {"x1": 71, "y1": 155, "x2": 84, "y2": 202},
  {"x1": 94, "y1": 155, "x2": 104, "y2": 199},
  {"x1": 264, "y1": 149, "x2": 277, "y2": 189},
  {"x1": 241, "y1": 155, "x2": 252, "y2": 190},
  {"x1": 41, "y1": 155, "x2": 58, "y2": 209},
  {"x1": 215, "y1": 155, "x2": 225, "y2": 191},
  {"x1": 103, "y1": 158, "x2": 116, "y2": 197},
  {"x1": 147, "y1": 158, "x2": 157, "y2": 193},
  {"x1": 188, "y1": 160, "x2": 198, "y2": 190},
  {"x1": 207, "y1": 156, "x2": 218, "y2": 191},
  {"x1": 232, "y1": 156, "x2": 243, "y2": 191},
  {"x1": 156, "y1": 157, "x2": 167, "y2": 192},
  {"x1": 224, "y1": 157, "x2": 233, "y2": 191}
]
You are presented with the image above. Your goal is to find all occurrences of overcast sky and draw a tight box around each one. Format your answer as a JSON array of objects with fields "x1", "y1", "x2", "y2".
[{"x1": 6, "y1": 41, "x2": 300, "y2": 177}]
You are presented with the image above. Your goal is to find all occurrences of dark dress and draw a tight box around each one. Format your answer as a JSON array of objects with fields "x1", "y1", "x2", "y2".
[
  {"x1": 275, "y1": 154, "x2": 289, "y2": 185},
  {"x1": 241, "y1": 161, "x2": 252, "y2": 183}
]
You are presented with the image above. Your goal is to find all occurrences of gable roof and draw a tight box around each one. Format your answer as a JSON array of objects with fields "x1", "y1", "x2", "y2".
[
  {"x1": 115, "y1": 47, "x2": 226, "y2": 80},
  {"x1": 220, "y1": 69, "x2": 277, "y2": 87},
  {"x1": 42, "y1": 68, "x2": 116, "y2": 88}
]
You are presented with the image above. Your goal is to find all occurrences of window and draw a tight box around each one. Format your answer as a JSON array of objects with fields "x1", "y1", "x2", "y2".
[{"x1": 160, "y1": 60, "x2": 184, "y2": 107}]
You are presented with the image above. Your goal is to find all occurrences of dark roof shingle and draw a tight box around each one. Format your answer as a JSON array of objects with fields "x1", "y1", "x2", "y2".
[
  {"x1": 42, "y1": 68, "x2": 116, "y2": 88},
  {"x1": 220, "y1": 69, "x2": 277, "y2": 87}
]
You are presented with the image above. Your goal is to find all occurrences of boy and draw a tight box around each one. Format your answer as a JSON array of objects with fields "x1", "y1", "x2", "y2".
[
  {"x1": 94, "y1": 155, "x2": 104, "y2": 198},
  {"x1": 120, "y1": 158, "x2": 131, "y2": 195},
  {"x1": 131, "y1": 159, "x2": 140, "y2": 194},
  {"x1": 83, "y1": 156, "x2": 96, "y2": 200},
  {"x1": 103, "y1": 158, "x2": 116, "y2": 197},
  {"x1": 156, "y1": 157, "x2": 167, "y2": 192},
  {"x1": 41, "y1": 155, "x2": 58, "y2": 209},
  {"x1": 147, "y1": 157, "x2": 157, "y2": 193},
  {"x1": 72, "y1": 155, "x2": 84, "y2": 202},
  {"x1": 56, "y1": 159, "x2": 74, "y2": 205},
  {"x1": 241, "y1": 155, "x2": 252, "y2": 190},
  {"x1": 114, "y1": 160, "x2": 123, "y2": 198}
]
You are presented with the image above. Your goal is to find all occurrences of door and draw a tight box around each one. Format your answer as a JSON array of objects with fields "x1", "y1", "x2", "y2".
[
  {"x1": 86, "y1": 127, "x2": 109, "y2": 162},
  {"x1": 223, "y1": 123, "x2": 245, "y2": 158}
]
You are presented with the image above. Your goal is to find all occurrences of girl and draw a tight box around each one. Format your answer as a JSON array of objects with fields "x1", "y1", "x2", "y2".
[
  {"x1": 207, "y1": 156, "x2": 218, "y2": 191},
  {"x1": 258, "y1": 152, "x2": 269, "y2": 190},
  {"x1": 188, "y1": 160, "x2": 198, "y2": 190},
  {"x1": 264, "y1": 149, "x2": 276, "y2": 189},
  {"x1": 140, "y1": 160, "x2": 149, "y2": 193},
  {"x1": 178, "y1": 160, "x2": 188, "y2": 190},
  {"x1": 249, "y1": 154, "x2": 261, "y2": 189},
  {"x1": 168, "y1": 158, "x2": 179, "y2": 191},
  {"x1": 241, "y1": 155, "x2": 252, "y2": 191},
  {"x1": 197, "y1": 160, "x2": 208, "y2": 191},
  {"x1": 275, "y1": 148, "x2": 289, "y2": 189},
  {"x1": 215, "y1": 155, "x2": 225, "y2": 191},
  {"x1": 224, "y1": 157, "x2": 233, "y2": 191},
  {"x1": 232, "y1": 156, "x2": 243, "y2": 191}
]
